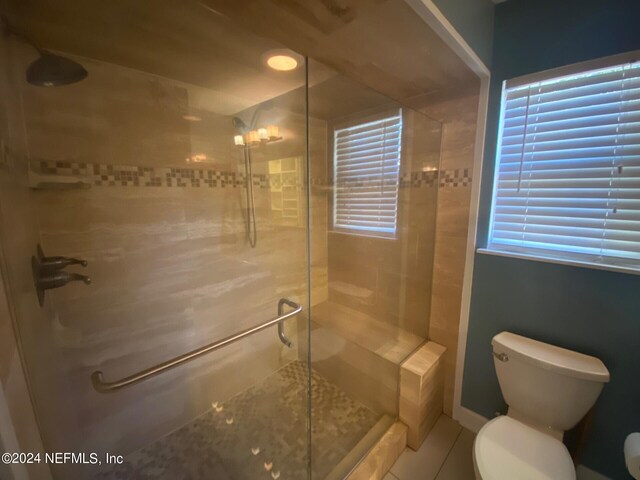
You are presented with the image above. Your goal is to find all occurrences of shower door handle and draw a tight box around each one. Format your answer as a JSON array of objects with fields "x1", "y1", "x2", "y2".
[
  {"x1": 91, "y1": 298, "x2": 302, "y2": 393},
  {"x1": 277, "y1": 298, "x2": 295, "y2": 348}
]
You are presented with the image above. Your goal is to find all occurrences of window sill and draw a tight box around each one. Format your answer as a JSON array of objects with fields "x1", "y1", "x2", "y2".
[{"x1": 476, "y1": 248, "x2": 640, "y2": 277}]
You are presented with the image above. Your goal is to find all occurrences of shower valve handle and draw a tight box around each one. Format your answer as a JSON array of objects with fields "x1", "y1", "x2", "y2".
[
  {"x1": 34, "y1": 244, "x2": 88, "y2": 270},
  {"x1": 37, "y1": 271, "x2": 92, "y2": 290},
  {"x1": 32, "y1": 244, "x2": 92, "y2": 306},
  {"x1": 39, "y1": 255, "x2": 88, "y2": 270}
]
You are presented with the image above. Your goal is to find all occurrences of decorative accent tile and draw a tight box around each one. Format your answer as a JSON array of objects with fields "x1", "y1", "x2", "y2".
[
  {"x1": 332, "y1": 171, "x2": 438, "y2": 190},
  {"x1": 35, "y1": 160, "x2": 268, "y2": 189},
  {"x1": 400, "y1": 171, "x2": 438, "y2": 188},
  {"x1": 309, "y1": 177, "x2": 329, "y2": 186},
  {"x1": 439, "y1": 168, "x2": 472, "y2": 188},
  {"x1": 95, "y1": 361, "x2": 380, "y2": 480},
  {"x1": 34, "y1": 161, "x2": 471, "y2": 190}
]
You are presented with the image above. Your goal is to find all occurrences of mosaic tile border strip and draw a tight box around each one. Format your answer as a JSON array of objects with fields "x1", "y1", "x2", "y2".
[
  {"x1": 400, "y1": 170, "x2": 438, "y2": 188},
  {"x1": 37, "y1": 161, "x2": 268, "y2": 189},
  {"x1": 35, "y1": 161, "x2": 471, "y2": 189},
  {"x1": 440, "y1": 168, "x2": 472, "y2": 188}
]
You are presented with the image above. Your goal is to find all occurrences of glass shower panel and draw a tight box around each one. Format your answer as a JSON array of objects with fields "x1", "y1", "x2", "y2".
[
  {"x1": 0, "y1": 3, "x2": 444, "y2": 479},
  {"x1": 0, "y1": 2, "x2": 311, "y2": 479},
  {"x1": 305, "y1": 59, "x2": 442, "y2": 478}
]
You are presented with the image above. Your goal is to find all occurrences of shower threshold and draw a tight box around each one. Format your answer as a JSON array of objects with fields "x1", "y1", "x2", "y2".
[{"x1": 96, "y1": 360, "x2": 390, "y2": 480}]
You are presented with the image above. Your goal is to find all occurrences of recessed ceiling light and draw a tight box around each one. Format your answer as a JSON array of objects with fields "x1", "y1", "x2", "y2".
[
  {"x1": 182, "y1": 115, "x2": 202, "y2": 122},
  {"x1": 267, "y1": 55, "x2": 298, "y2": 71}
]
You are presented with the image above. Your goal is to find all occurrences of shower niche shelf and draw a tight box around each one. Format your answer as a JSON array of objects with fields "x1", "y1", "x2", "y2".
[
  {"x1": 28, "y1": 170, "x2": 91, "y2": 190},
  {"x1": 268, "y1": 156, "x2": 304, "y2": 227}
]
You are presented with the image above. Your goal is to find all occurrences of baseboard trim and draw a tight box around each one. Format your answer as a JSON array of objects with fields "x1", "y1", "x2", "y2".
[{"x1": 454, "y1": 405, "x2": 489, "y2": 434}]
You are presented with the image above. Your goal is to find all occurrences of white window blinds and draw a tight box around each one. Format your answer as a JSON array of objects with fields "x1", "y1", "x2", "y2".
[
  {"x1": 333, "y1": 110, "x2": 402, "y2": 236},
  {"x1": 489, "y1": 61, "x2": 640, "y2": 269}
]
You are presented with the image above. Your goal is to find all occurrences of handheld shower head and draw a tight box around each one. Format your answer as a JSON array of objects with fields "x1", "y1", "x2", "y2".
[{"x1": 232, "y1": 99, "x2": 277, "y2": 134}]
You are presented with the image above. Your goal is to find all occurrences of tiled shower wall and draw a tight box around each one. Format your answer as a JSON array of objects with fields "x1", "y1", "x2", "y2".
[
  {"x1": 326, "y1": 108, "x2": 442, "y2": 340},
  {"x1": 0, "y1": 37, "x2": 52, "y2": 480},
  {"x1": 414, "y1": 90, "x2": 480, "y2": 415},
  {"x1": 6, "y1": 52, "x2": 328, "y2": 478},
  {"x1": 318, "y1": 93, "x2": 480, "y2": 417},
  {"x1": 305, "y1": 107, "x2": 443, "y2": 421}
]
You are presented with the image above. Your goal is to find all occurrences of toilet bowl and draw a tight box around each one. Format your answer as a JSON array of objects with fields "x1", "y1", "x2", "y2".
[{"x1": 473, "y1": 332, "x2": 610, "y2": 480}]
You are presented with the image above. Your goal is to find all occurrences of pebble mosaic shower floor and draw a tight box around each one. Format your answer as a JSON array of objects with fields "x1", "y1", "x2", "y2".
[{"x1": 96, "y1": 361, "x2": 381, "y2": 480}]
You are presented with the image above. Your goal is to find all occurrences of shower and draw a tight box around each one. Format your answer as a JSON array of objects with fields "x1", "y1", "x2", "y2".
[
  {"x1": 1, "y1": 15, "x2": 87, "y2": 86},
  {"x1": 233, "y1": 100, "x2": 275, "y2": 248}
]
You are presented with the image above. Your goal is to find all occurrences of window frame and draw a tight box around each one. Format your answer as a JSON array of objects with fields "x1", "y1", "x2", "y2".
[
  {"x1": 483, "y1": 50, "x2": 640, "y2": 275},
  {"x1": 331, "y1": 109, "x2": 403, "y2": 239}
]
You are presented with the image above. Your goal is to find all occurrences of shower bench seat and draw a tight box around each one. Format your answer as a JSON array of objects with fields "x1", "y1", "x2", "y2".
[{"x1": 309, "y1": 300, "x2": 425, "y2": 365}]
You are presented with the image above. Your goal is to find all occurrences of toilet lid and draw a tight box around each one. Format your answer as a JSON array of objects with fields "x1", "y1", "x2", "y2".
[{"x1": 474, "y1": 416, "x2": 576, "y2": 480}]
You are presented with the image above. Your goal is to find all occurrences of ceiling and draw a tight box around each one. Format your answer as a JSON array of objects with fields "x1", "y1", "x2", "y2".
[
  {"x1": 8, "y1": 0, "x2": 478, "y2": 118},
  {"x1": 205, "y1": 0, "x2": 479, "y2": 101},
  {"x1": 8, "y1": 0, "x2": 331, "y2": 115}
]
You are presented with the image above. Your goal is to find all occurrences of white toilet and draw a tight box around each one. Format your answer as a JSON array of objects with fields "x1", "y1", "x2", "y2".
[{"x1": 473, "y1": 331, "x2": 610, "y2": 480}]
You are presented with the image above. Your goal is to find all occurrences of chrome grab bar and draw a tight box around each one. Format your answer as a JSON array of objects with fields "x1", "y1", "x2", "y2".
[{"x1": 91, "y1": 298, "x2": 302, "y2": 393}]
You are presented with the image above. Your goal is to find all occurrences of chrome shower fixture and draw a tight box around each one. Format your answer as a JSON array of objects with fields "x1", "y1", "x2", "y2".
[{"x1": 232, "y1": 101, "x2": 280, "y2": 248}]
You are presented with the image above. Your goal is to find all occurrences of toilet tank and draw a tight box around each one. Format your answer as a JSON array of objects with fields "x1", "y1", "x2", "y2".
[{"x1": 492, "y1": 332, "x2": 610, "y2": 432}]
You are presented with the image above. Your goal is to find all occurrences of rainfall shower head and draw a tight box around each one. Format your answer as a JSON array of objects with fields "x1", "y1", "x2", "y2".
[
  {"x1": 26, "y1": 53, "x2": 88, "y2": 87},
  {"x1": 1, "y1": 15, "x2": 87, "y2": 87}
]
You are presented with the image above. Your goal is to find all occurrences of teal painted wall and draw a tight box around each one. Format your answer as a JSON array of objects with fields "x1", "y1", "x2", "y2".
[
  {"x1": 463, "y1": 0, "x2": 640, "y2": 478},
  {"x1": 432, "y1": 0, "x2": 494, "y2": 68}
]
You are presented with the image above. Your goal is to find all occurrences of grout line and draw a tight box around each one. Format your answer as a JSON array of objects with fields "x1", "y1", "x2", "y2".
[{"x1": 432, "y1": 427, "x2": 464, "y2": 480}]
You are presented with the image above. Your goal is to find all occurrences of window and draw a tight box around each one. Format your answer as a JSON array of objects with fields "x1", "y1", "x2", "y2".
[
  {"x1": 487, "y1": 59, "x2": 640, "y2": 271},
  {"x1": 333, "y1": 110, "x2": 402, "y2": 237}
]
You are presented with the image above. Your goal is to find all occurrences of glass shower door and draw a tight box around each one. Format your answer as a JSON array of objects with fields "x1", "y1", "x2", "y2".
[{"x1": 0, "y1": 2, "x2": 312, "y2": 479}]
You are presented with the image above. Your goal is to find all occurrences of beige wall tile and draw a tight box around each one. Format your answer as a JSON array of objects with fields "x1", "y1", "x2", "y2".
[
  {"x1": 417, "y1": 91, "x2": 479, "y2": 416},
  {"x1": 347, "y1": 422, "x2": 408, "y2": 480},
  {"x1": 325, "y1": 107, "x2": 440, "y2": 344},
  {"x1": 400, "y1": 342, "x2": 447, "y2": 450}
]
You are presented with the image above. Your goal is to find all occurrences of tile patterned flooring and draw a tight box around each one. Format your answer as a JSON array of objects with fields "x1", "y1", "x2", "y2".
[
  {"x1": 97, "y1": 361, "x2": 380, "y2": 480},
  {"x1": 386, "y1": 415, "x2": 476, "y2": 480}
]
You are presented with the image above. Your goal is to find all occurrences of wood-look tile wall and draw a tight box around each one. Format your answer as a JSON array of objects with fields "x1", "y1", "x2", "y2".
[
  {"x1": 327, "y1": 109, "x2": 441, "y2": 340},
  {"x1": 303, "y1": 107, "x2": 442, "y2": 420},
  {"x1": 410, "y1": 90, "x2": 481, "y2": 415},
  {"x1": 399, "y1": 342, "x2": 446, "y2": 449},
  {"x1": 346, "y1": 422, "x2": 408, "y2": 480}
]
